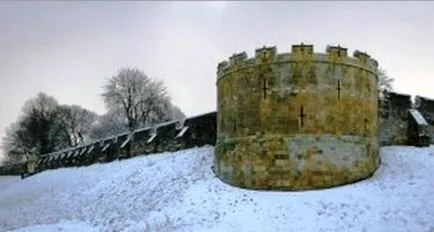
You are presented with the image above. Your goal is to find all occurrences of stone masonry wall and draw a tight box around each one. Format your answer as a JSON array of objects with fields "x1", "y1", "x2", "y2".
[
  {"x1": 0, "y1": 112, "x2": 216, "y2": 176},
  {"x1": 379, "y1": 92, "x2": 412, "y2": 145},
  {"x1": 415, "y1": 96, "x2": 434, "y2": 144},
  {"x1": 1, "y1": 93, "x2": 433, "y2": 177},
  {"x1": 215, "y1": 44, "x2": 380, "y2": 191},
  {"x1": 1, "y1": 91, "x2": 430, "y2": 178}
]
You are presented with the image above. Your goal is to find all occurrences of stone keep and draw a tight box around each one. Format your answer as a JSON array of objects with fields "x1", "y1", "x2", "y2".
[{"x1": 214, "y1": 44, "x2": 380, "y2": 190}]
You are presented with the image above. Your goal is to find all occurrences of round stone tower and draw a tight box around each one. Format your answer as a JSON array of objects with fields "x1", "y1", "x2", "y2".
[{"x1": 214, "y1": 44, "x2": 380, "y2": 191}]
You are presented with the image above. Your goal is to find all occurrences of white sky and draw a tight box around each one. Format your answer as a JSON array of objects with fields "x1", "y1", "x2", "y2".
[{"x1": 1, "y1": 1, "x2": 434, "y2": 159}]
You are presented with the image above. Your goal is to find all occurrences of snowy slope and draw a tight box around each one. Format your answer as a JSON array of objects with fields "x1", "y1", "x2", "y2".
[
  {"x1": 0, "y1": 176, "x2": 20, "y2": 191},
  {"x1": 0, "y1": 145, "x2": 433, "y2": 232}
]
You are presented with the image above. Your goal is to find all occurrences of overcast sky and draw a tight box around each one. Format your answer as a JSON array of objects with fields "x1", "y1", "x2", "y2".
[{"x1": 1, "y1": 1, "x2": 434, "y2": 159}]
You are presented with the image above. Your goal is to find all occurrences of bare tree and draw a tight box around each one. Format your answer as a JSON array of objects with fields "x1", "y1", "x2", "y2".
[
  {"x1": 101, "y1": 67, "x2": 182, "y2": 132},
  {"x1": 1, "y1": 92, "x2": 68, "y2": 161},
  {"x1": 20, "y1": 92, "x2": 68, "y2": 154},
  {"x1": 378, "y1": 68, "x2": 394, "y2": 92},
  {"x1": 100, "y1": 67, "x2": 186, "y2": 158},
  {"x1": 57, "y1": 105, "x2": 98, "y2": 146},
  {"x1": 88, "y1": 107, "x2": 128, "y2": 140},
  {"x1": 1, "y1": 122, "x2": 25, "y2": 164},
  {"x1": 168, "y1": 104, "x2": 186, "y2": 121},
  {"x1": 21, "y1": 92, "x2": 58, "y2": 118}
]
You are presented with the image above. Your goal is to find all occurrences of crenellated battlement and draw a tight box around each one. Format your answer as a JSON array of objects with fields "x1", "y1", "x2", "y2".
[
  {"x1": 292, "y1": 43, "x2": 314, "y2": 56},
  {"x1": 353, "y1": 50, "x2": 379, "y2": 68},
  {"x1": 229, "y1": 52, "x2": 248, "y2": 66},
  {"x1": 326, "y1": 45, "x2": 348, "y2": 58},
  {"x1": 255, "y1": 46, "x2": 278, "y2": 63},
  {"x1": 215, "y1": 43, "x2": 381, "y2": 190},
  {"x1": 217, "y1": 44, "x2": 379, "y2": 79}
]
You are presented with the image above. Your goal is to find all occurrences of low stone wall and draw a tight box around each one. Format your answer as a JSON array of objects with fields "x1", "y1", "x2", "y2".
[{"x1": 0, "y1": 112, "x2": 217, "y2": 176}]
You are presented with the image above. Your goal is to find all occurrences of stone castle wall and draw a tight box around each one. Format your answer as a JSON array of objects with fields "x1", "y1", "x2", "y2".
[
  {"x1": 379, "y1": 92, "x2": 412, "y2": 145},
  {"x1": 379, "y1": 92, "x2": 434, "y2": 146},
  {"x1": 1, "y1": 92, "x2": 434, "y2": 178},
  {"x1": 215, "y1": 44, "x2": 381, "y2": 190},
  {"x1": 2, "y1": 43, "x2": 434, "y2": 187},
  {"x1": 0, "y1": 112, "x2": 216, "y2": 176}
]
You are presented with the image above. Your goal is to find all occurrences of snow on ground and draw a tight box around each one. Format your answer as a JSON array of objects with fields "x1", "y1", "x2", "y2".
[
  {"x1": 12, "y1": 220, "x2": 100, "y2": 232},
  {"x1": 1, "y1": 145, "x2": 434, "y2": 232},
  {"x1": 0, "y1": 176, "x2": 20, "y2": 191}
]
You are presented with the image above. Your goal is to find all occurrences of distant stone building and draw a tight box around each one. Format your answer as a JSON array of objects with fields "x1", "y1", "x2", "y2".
[{"x1": 215, "y1": 44, "x2": 381, "y2": 191}]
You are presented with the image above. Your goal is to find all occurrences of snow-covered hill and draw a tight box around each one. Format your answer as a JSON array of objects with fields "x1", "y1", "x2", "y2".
[{"x1": 0, "y1": 146, "x2": 433, "y2": 232}]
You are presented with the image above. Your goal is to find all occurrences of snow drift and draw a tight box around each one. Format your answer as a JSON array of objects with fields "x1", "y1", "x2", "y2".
[{"x1": 1, "y1": 145, "x2": 433, "y2": 232}]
